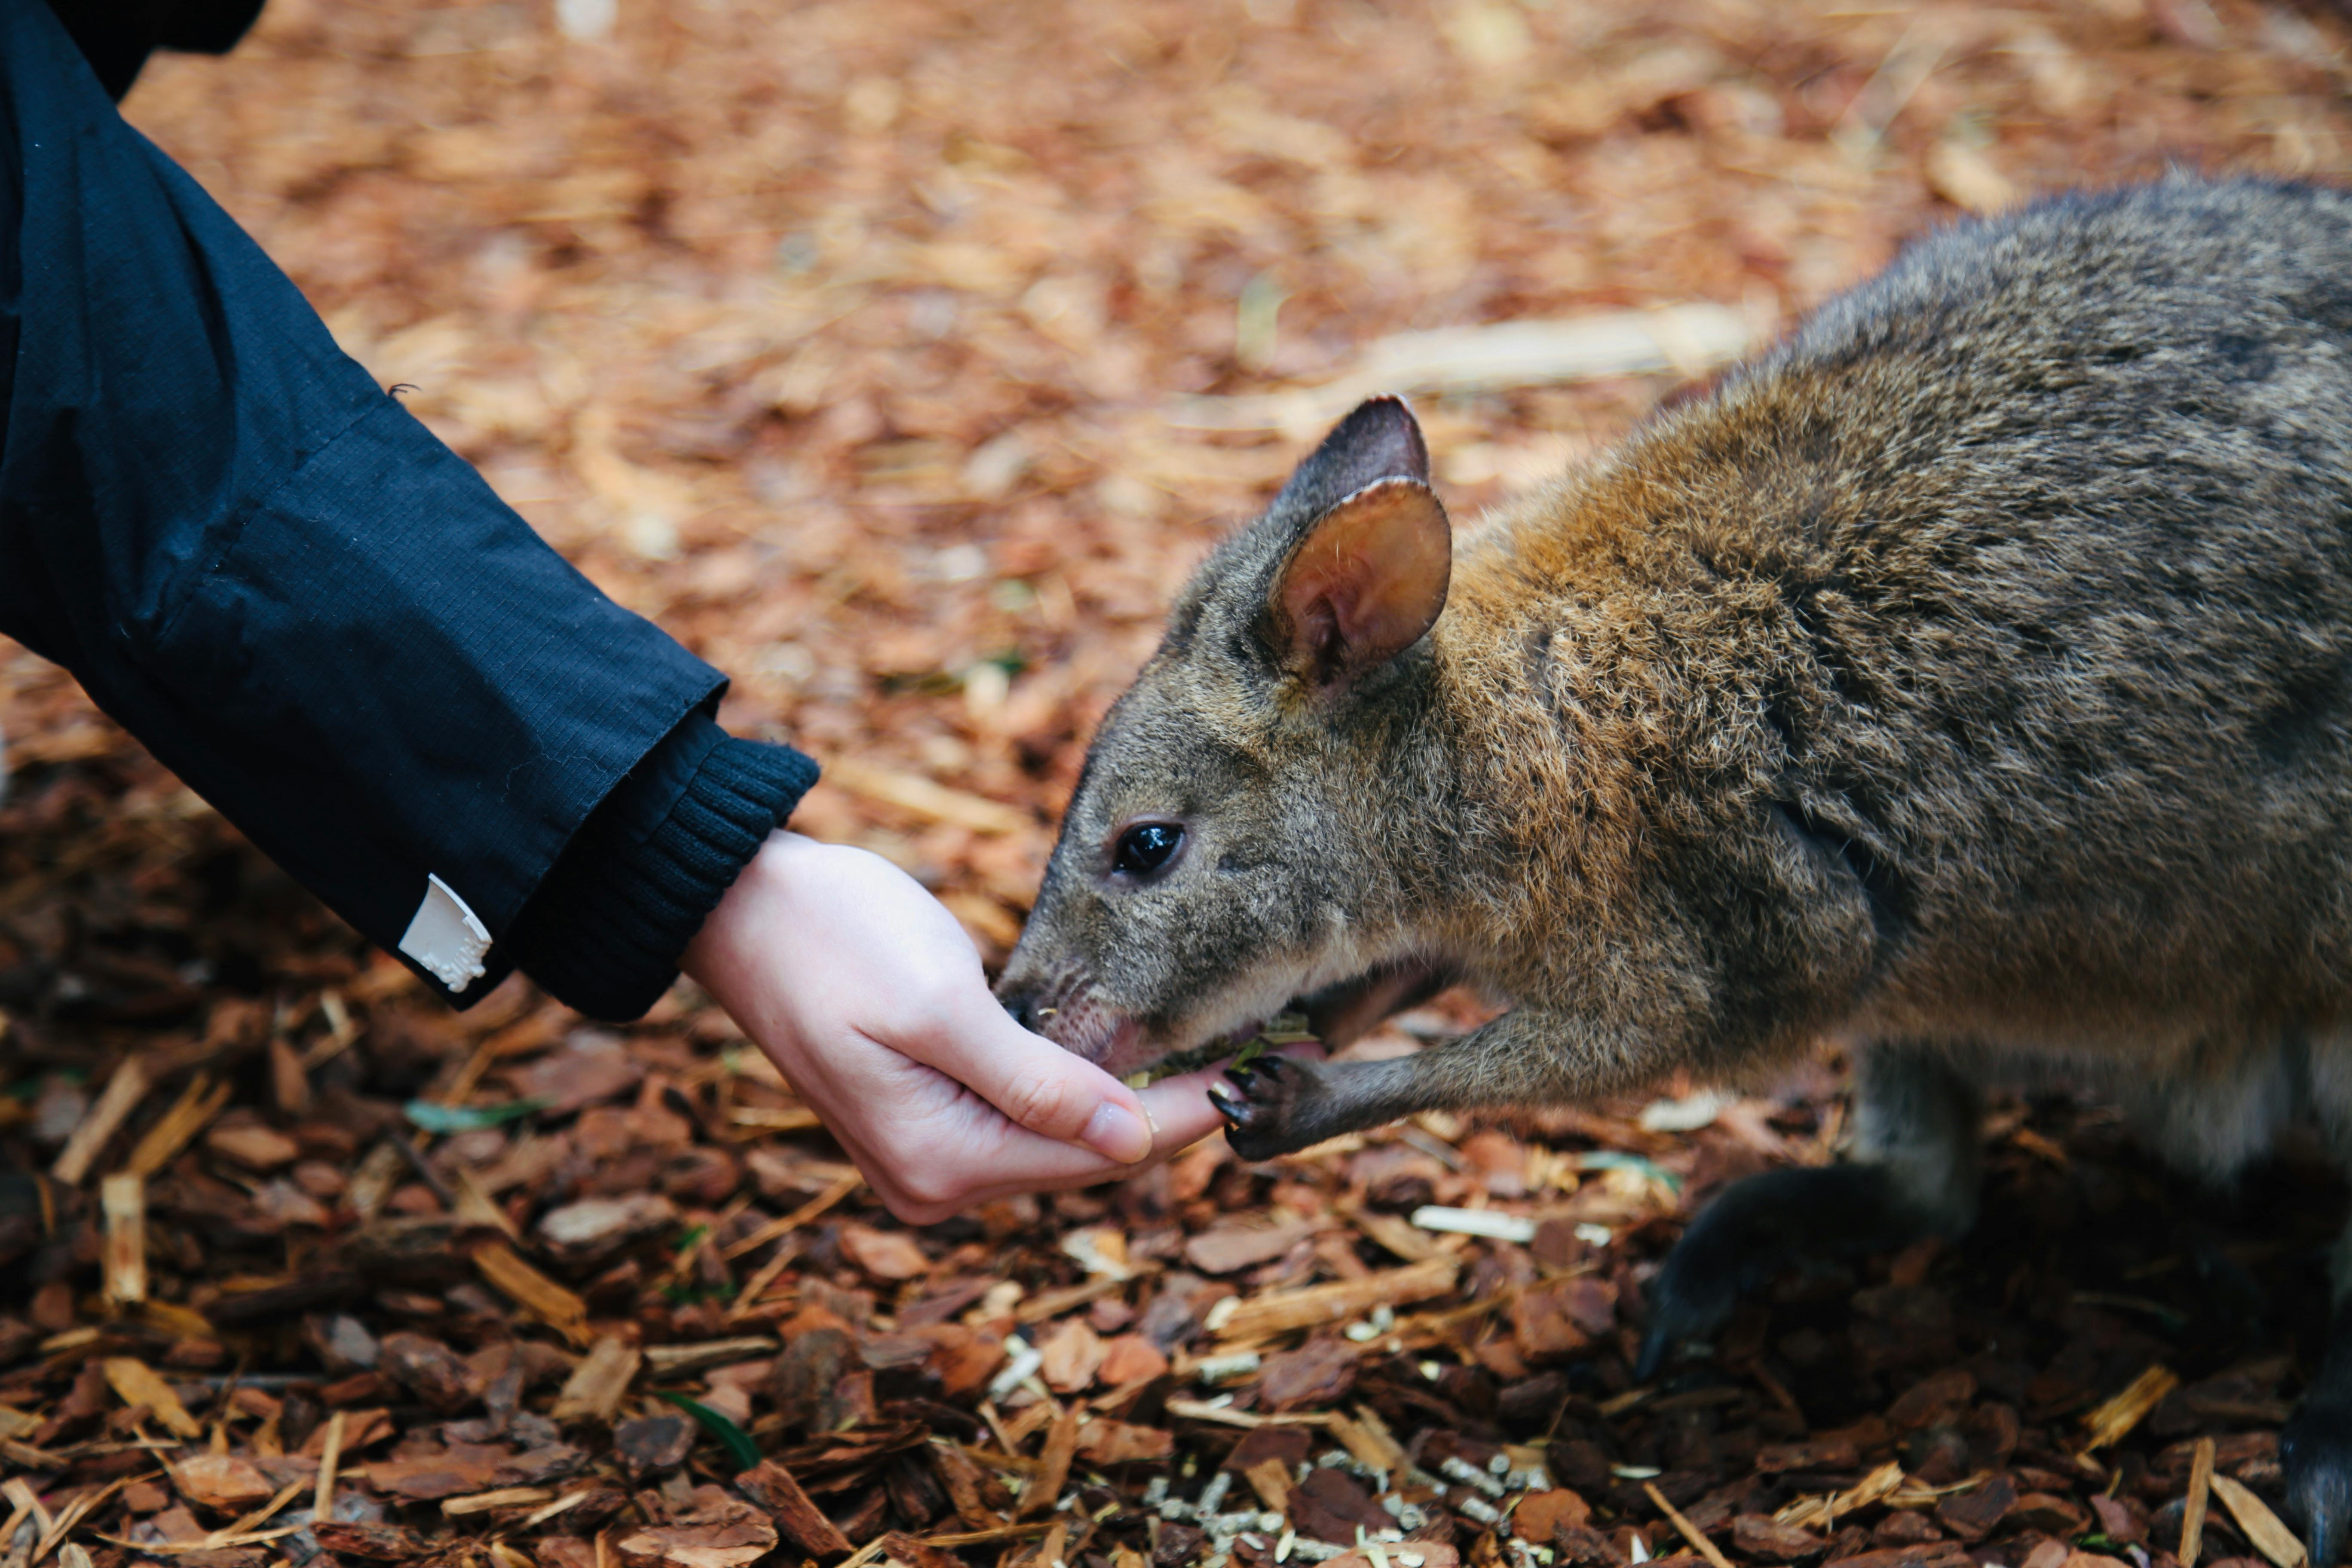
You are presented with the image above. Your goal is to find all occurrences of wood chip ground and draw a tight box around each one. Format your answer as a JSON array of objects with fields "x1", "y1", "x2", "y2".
[{"x1": 9, "y1": 1, "x2": 2352, "y2": 1566}]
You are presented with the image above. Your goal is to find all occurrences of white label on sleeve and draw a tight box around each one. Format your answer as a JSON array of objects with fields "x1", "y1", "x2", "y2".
[{"x1": 399, "y1": 874, "x2": 492, "y2": 992}]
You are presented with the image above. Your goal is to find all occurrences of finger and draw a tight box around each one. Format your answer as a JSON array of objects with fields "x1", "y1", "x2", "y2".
[
  {"x1": 901, "y1": 989, "x2": 1155, "y2": 1163},
  {"x1": 820, "y1": 1055, "x2": 1159, "y2": 1216},
  {"x1": 1136, "y1": 1041, "x2": 1325, "y2": 1152},
  {"x1": 1133, "y1": 1067, "x2": 1236, "y2": 1152},
  {"x1": 855, "y1": 1068, "x2": 1234, "y2": 1224},
  {"x1": 930, "y1": 1058, "x2": 1273, "y2": 1203},
  {"x1": 887, "y1": 1091, "x2": 1158, "y2": 1210},
  {"x1": 821, "y1": 1115, "x2": 998, "y2": 1229}
]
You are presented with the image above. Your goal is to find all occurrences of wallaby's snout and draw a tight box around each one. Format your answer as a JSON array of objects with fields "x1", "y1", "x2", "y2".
[{"x1": 994, "y1": 396, "x2": 1456, "y2": 1078}]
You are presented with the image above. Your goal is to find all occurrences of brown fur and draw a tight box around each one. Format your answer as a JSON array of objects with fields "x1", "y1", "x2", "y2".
[
  {"x1": 1004, "y1": 173, "x2": 2352, "y2": 1549},
  {"x1": 1004, "y1": 175, "x2": 2352, "y2": 1155}
]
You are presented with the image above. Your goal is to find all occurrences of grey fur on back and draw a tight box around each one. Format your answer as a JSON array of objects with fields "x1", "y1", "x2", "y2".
[{"x1": 1709, "y1": 180, "x2": 2352, "y2": 1099}]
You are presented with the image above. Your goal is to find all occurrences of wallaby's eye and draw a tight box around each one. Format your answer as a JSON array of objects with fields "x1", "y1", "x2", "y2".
[{"x1": 1113, "y1": 822, "x2": 1185, "y2": 878}]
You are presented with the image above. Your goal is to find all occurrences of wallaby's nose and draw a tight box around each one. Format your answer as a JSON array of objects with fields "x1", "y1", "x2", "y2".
[{"x1": 1000, "y1": 988, "x2": 1040, "y2": 1032}]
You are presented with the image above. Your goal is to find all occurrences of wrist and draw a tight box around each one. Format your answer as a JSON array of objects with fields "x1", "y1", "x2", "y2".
[
  {"x1": 506, "y1": 721, "x2": 816, "y2": 1021},
  {"x1": 684, "y1": 828, "x2": 790, "y2": 957}
]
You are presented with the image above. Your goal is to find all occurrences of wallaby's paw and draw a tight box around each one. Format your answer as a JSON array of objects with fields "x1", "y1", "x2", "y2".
[
  {"x1": 1635, "y1": 1240, "x2": 1744, "y2": 1384},
  {"x1": 1637, "y1": 1164, "x2": 1934, "y2": 1383},
  {"x1": 1209, "y1": 1054, "x2": 1322, "y2": 1162},
  {"x1": 2282, "y1": 1395, "x2": 2352, "y2": 1566}
]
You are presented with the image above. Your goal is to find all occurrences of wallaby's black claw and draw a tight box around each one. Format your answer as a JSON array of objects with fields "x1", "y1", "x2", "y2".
[
  {"x1": 1632, "y1": 1322, "x2": 1675, "y2": 1385},
  {"x1": 1207, "y1": 1050, "x2": 1326, "y2": 1162},
  {"x1": 2302, "y1": 1491, "x2": 2346, "y2": 1568},
  {"x1": 2283, "y1": 1395, "x2": 2352, "y2": 1567},
  {"x1": 1634, "y1": 1266, "x2": 1730, "y2": 1384}
]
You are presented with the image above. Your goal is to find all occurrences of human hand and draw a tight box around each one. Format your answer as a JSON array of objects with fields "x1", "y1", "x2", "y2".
[{"x1": 681, "y1": 830, "x2": 1231, "y2": 1224}]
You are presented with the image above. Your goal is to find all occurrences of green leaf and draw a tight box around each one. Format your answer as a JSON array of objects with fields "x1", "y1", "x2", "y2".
[
  {"x1": 1574, "y1": 1150, "x2": 1684, "y2": 1192},
  {"x1": 402, "y1": 1098, "x2": 545, "y2": 1134},
  {"x1": 657, "y1": 1391, "x2": 760, "y2": 1470},
  {"x1": 1124, "y1": 1014, "x2": 1326, "y2": 1087}
]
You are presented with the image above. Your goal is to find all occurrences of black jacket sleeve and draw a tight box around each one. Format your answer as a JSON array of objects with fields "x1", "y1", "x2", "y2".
[
  {"x1": 40, "y1": 0, "x2": 268, "y2": 101},
  {"x1": 504, "y1": 710, "x2": 817, "y2": 1020},
  {"x1": 0, "y1": 0, "x2": 817, "y2": 1010}
]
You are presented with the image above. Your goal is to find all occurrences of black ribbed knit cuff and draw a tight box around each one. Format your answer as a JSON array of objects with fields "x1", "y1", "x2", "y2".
[{"x1": 504, "y1": 713, "x2": 818, "y2": 1021}]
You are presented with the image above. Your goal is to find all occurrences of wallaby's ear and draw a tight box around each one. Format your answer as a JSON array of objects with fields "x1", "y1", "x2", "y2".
[
  {"x1": 1268, "y1": 395, "x2": 1431, "y2": 515},
  {"x1": 1264, "y1": 399, "x2": 1451, "y2": 689}
]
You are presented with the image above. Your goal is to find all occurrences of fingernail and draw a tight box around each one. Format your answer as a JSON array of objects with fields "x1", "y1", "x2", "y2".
[{"x1": 1081, "y1": 1102, "x2": 1152, "y2": 1163}]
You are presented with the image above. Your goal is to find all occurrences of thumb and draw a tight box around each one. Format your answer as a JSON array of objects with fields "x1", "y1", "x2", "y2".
[{"x1": 916, "y1": 998, "x2": 1157, "y2": 1164}]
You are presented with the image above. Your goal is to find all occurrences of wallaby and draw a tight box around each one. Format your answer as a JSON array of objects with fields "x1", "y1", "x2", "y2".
[{"x1": 995, "y1": 175, "x2": 2352, "y2": 1555}]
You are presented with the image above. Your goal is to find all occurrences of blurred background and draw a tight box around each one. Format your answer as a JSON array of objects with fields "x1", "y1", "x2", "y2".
[{"x1": 16, "y1": 0, "x2": 2340, "y2": 986}]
